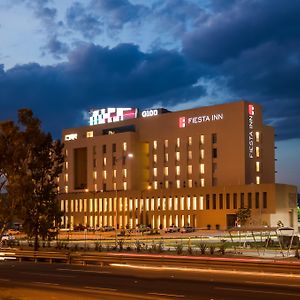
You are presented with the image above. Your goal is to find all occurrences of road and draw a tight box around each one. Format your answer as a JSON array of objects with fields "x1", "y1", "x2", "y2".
[{"x1": 1, "y1": 258, "x2": 300, "y2": 299}]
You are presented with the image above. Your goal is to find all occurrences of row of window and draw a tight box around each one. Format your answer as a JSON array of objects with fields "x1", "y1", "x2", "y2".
[{"x1": 61, "y1": 192, "x2": 267, "y2": 213}]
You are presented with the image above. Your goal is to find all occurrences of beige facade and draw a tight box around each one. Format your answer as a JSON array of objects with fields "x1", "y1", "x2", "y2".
[{"x1": 59, "y1": 101, "x2": 298, "y2": 230}]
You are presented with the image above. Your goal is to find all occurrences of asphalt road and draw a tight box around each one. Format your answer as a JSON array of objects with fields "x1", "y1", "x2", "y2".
[{"x1": 1, "y1": 260, "x2": 300, "y2": 299}]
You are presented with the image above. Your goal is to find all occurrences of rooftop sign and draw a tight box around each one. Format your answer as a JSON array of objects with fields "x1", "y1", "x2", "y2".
[{"x1": 179, "y1": 113, "x2": 224, "y2": 128}]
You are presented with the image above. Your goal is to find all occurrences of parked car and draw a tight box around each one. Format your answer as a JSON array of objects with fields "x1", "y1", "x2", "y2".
[
  {"x1": 101, "y1": 226, "x2": 115, "y2": 232},
  {"x1": 73, "y1": 224, "x2": 86, "y2": 231},
  {"x1": 1, "y1": 234, "x2": 15, "y2": 246},
  {"x1": 7, "y1": 228, "x2": 20, "y2": 235},
  {"x1": 181, "y1": 226, "x2": 196, "y2": 233},
  {"x1": 165, "y1": 225, "x2": 180, "y2": 233}
]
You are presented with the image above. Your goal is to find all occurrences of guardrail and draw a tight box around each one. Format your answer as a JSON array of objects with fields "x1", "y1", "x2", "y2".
[{"x1": 1, "y1": 249, "x2": 300, "y2": 272}]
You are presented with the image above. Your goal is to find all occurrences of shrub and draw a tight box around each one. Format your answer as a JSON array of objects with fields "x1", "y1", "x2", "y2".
[
  {"x1": 209, "y1": 245, "x2": 216, "y2": 255},
  {"x1": 176, "y1": 242, "x2": 183, "y2": 255},
  {"x1": 198, "y1": 243, "x2": 207, "y2": 255}
]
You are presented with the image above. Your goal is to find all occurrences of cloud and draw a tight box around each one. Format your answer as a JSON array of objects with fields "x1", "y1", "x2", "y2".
[
  {"x1": 42, "y1": 35, "x2": 70, "y2": 59},
  {"x1": 0, "y1": 43, "x2": 204, "y2": 138},
  {"x1": 66, "y1": 2, "x2": 103, "y2": 39}
]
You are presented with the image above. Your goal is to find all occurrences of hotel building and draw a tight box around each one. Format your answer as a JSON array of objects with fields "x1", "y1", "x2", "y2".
[{"x1": 58, "y1": 101, "x2": 298, "y2": 230}]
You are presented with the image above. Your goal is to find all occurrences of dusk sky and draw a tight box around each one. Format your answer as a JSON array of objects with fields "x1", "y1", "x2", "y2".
[{"x1": 0, "y1": 0, "x2": 299, "y2": 189}]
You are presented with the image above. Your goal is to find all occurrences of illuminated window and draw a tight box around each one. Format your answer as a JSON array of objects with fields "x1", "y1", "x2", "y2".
[
  {"x1": 93, "y1": 171, "x2": 97, "y2": 180},
  {"x1": 103, "y1": 157, "x2": 107, "y2": 166},
  {"x1": 176, "y1": 138, "x2": 180, "y2": 148},
  {"x1": 113, "y1": 169, "x2": 117, "y2": 178},
  {"x1": 188, "y1": 136, "x2": 192, "y2": 146},
  {"x1": 180, "y1": 197, "x2": 184, "y2": 210},
  {"x1": 94, "y1": 183, "x2": 97, "y2": 191},
  {"x1": 153, "y1": 154, "x2": 157, "y2": 163},
  {"x1": 65, "y1": 185, "x2": 69, "y2": 193},
  {"x1": 174, "y1": 197, "x2": 178, "y2": 210},
  {"x1": 164, "y1": 153, "x2": 169, "y2": 162},
  {"x1": 153, "y1": 181, "x2": 158, "y2": 189},
  {"x1": 123, "y1": 168, "x2": 127, "y2": 178},
  {"x1": 256, "y1": 161, "x2": 260, "y2": 172},
  {"x1": 65, "y1": 174, "x2": 68, "y2": 182},
  {"x1": 113, "y1": 182, "x2": 117, "y2": 190},
  {"x1": 255, "y1": 132, "x2": 260, "y2": 142},
  {"x1": 65, "y1": 161, "x2": 68, "y2": 169},
  {"x1": 164, "y1": 140, "x2": 168, "y2": 148},
  {"x1": 65, "y1": 149, "x2": 68, "y2": 157},
  {"x1": 164, "y1": 167, "x2": 169, "y2": 176},
  {"x1": 123, "y1": 142, "x2": 127, "y2": 151},
  {"x1": 176, "y1": 152, "x2": 180, "y2": 161},
  {"x1": 188, "y1": 179, "x2": 192, "y2": 188},
  {"x1": 200, "y1": 163, "x2": 205, "y2": 174},
  {"x1": 153, "y1": 168, "x2": 157, "y2": 177},
  {"x1": 176, "y1": 180, "x2": 180, "y2": 188},
  {"x1": 123, "y1": 182, "x2": 127, "y2": 190},
  {"x1": 200, "y1": 149, "x2": 204, "y2": 160},
  {"x1": 86, "y1": 131, "x2": 93, "y2": 138},
  {"x1": 199, "y1": 196, "x2": 204, "y2": 210},
  {"x1": 256, "y1": 176, "x2": 260, "y2": 184},
  {"x1": 188, "y1": 150, "x2": 192, "y2": 160},
  {"x1": 256, "y1": 147, "x2": 260, "y2": 157},
  {"x1": 153, "y1": 140, "x2": 157, "y2": 150},
  {"x1": 176, "y1": 166, "x2": 180, "y2": 176},
  {"x1": 188, "y1": 165, "x2": 192, "y2": 175},
  {"x1": 165, "y1": 180, "x2": 169, "y2": 188},
  {"x1": 200, "y1": 178, "x2": 205, "y2": 187},
  {"x1": 200, "y1": 134, "x2": 204, "y2": 145},
  {"x1": 103, "y1": 170, "x2": 107, "y2": 179}
]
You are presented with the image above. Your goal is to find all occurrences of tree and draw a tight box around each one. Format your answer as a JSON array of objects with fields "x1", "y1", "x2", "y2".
[
  {"x1": 236, "y1": 208, "x2": 251, "y2": 226},
  {"x1": 0, "y1": 109, "x2": 64, "y2": 250}
]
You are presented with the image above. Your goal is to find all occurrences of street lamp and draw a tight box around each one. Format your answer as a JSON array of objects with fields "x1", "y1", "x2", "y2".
[{"x1": 114, "y1": 153, "x2": 133, "y2": 246}]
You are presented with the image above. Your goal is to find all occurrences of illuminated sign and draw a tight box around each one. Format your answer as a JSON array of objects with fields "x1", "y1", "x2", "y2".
[
  {"x1": 141, "y1": 109, "x2": 159, "y2": 118},
  {"x1": 248, "y1": 104, "x2": 255, "y2": 159},
  {"x1": 65, "y1": 133, "x2": 78, "y2": 141},
  {"x1": 179, "y1": 113, "x2": 224, "y2": 128},
  {"x1": 89, "y1": 108, "x2": 138, "y2": 126}
]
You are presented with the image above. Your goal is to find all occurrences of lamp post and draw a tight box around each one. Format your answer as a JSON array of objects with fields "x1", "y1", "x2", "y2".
[{"x1": 114, "y1": 153, "x2": 133, "y2": 246}]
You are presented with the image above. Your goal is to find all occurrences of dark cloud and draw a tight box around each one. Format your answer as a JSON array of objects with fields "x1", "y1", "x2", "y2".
[
  {"x1": 181, "y1": 0, "x2": 300, "y2": 141},
  {"x1": 0, "y1": 43, "x2": 203, "y2": 138},
  {"x1": 42, "y1": 35, "x2": 70, "y2": 59},
  {"x1": 66, "y1": 2, "x2": 103, "y2": 39}
]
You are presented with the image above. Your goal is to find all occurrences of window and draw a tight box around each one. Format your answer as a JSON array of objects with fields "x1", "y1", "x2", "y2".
[
  {"x1": 164, "y1": 139, "x2": 168, "y2": 148},
  {"x1": 153, "y1": 181, "x2": 158, "y2": 189},
  {"x1": 113, "y1": 169, "x2": 117, "y2": 178},
  {"x1": 219, "y1": 194, "x2": 223, "y2": 209},
  {"x1": 176, "y1": 166, "x2": 180, "y2": 176},
  {"x1": 200, "y1": 178, "x2": 205, "y2": 187},
  {"x1": 200, "y1": 149, "x2": 204, "y2": 160},
  {"x1": 255, "y1": 146, "x2": 260, "y2": 157},
  {"x1": 153, "y1": 168, "x2": 157, "y2": 177},
  {"x1": 255, "y1": 131, "x2": 260, "y2": 142},
  {"x1": 212, "y1": 163, "x2": 217, "y2": 173},
  {"x1": 93, "y1": 159, "x2": 96, "y2": 168},
  {"x1": 164, "y1": 153, "x2": 169, "y2": 162},
  {"x1": 123, "y1": 168, "x2": 127, "y2": 178},
  {"x1": 65, "y1": 174, "x2": 68, "y2": 182},
  {"x1": 188, "y1": 165, "x2": 192, "y2": 175},
  {"x1": 200, "y1": 134, "x2": 204, "y2": 145},
  {"x1": 199, "y1": 196, "x2": 204, "y2": 210},
  {"x1": 256, "y1": 176, "x2": 260, "y2": 184},
  {"x1": 123, "y1": 182, "x2": 127, "y2": 190},
  {"x1": 112, "y1": 143, "x2": 116, "y2": 152},
  {"x1": 123, "y1": 142, "x2": 127, "y2": 151},
  {"x1": 212, "y1": 148, "x2": 218, "y2": 158},
  {"x1": 93, "y1": 171, "x2": 97, "y2": 180},
  {"x1": 200, "y1": 163, "x2": 205, "y2": 174},
  {"x1": 212, "y1": 133, "x2": 217, "y2": 144},
  {"x1": 212, "y1": 194, "x2": 216, "y2": 209},
  {"x1": 153, "y1": 154, "x2": 157, "y2": 163},
  {"x1": 188, "y1": 179, "x2": 192, "y2": 188},
  {"x1": 248, "y1": 193, "x2": 252, "y2": 208},
  {"x1": 102, "y1": 144, "x2": 106, "y2": 154},
  {"x1": 240, "y1": 193, "x2": 244, "y2": 208},
  {"x1": 188, "y1": 150, "x2": 192, "y2": 160},
  {"x1": 206, "y1": 194, "x2": 210, "y2": 209},
  {"x1": 188, "y1": 136, "x2": 192, "y2": 146},
  {"x1": 164, "y1": 167, "x2": 169, "y2": 176},
  {"x1": 103, "y1": 170, "x2": 107, "y2": 179},
  {"x1": 256, "y1": 161, "x2": 260, "y2": 172},
  {"x1": 176, "y1": 180, "x2": 180, "y2": 188},
  {"x1": 86, "y1": 131, "x2": 93, "y2": 138},
  {"x1": 263, "y1": 192, "x2": 267, "y2": 208},
  {"x1": 176, "y1": 138, "x2": 180, "y2": 148},
  {"x1": 255, "y1": 192, "x2": 259, "y2": 208},
  {"x1": 233, "y1": 193, "x2": 237, "y2": 209},
  {"x1": 153, "y1": 140, "x2": 157, "y2": 150},
  {"x1": 165, "y1": 180, "x2": 169, "y2": 188},
  {"x1": 176, "y1": 152, "x2": 180, "y2": 161},
  {"x1": 226, "y1": 193, "x2": 230, "y2": 209},
  {"x1": 65, "y1": 161, "x2": 68, "y2": 170}
]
